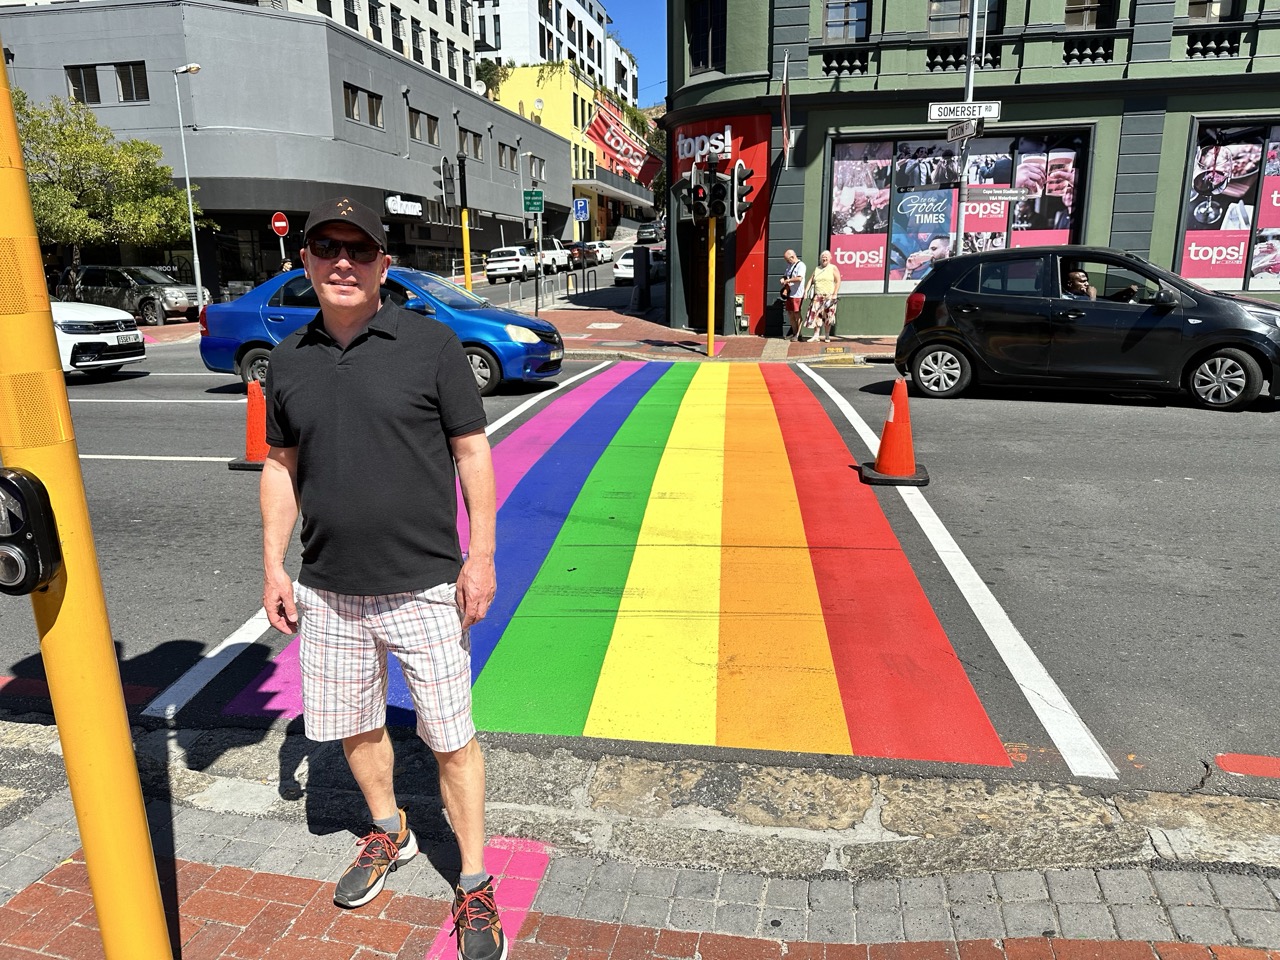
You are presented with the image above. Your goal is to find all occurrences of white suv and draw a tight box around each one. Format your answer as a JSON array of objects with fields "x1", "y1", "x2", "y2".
[
  {"x1": 485, "y1": 247, "x2": 537, "y2": 283},
  {"x1": 527, "y1": 238, "x2": 571, "y2": 274}
]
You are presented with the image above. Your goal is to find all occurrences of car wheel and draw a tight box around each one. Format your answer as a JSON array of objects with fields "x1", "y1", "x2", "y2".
[
  {"x1": 140, "y1": 299, "x2": 164, "y2": 326},
  {"x1": 1186, "y1": 347, "x2": 1262, "y2": 411},
  {"x1": 487, "y1": 277, "x2": 495, "y2": 286},
  {"x1": 240, "y1": 347, "x2": 272, "y2": 386},
  {"x1": 910, "y1": 344, "x2": 972, "y2": 398},
  {"x1": 465, "y1": 345, "x2": 500, "y2": 397}
]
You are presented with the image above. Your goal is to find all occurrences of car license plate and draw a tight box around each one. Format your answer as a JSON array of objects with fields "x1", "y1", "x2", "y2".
[
  {"x1": 550, "y1": 347, "x2": 563, "y2": 361},
  {"x1": 118, "y1": 333, "x2": 142, "y2": 344}
]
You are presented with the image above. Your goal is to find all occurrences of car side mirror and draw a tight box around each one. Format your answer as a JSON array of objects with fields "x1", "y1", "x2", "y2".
[
  {"x1": 1153, "y1": 288, "x2": 1179, "y2": 308},
  {"x1": 404, "y1": 297, "x2": 434, "y2": 315}
]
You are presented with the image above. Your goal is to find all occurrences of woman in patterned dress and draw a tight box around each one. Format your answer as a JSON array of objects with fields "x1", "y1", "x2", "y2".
[{"x1": 802, "y1": 250, "x2": 842, "y2": 342}]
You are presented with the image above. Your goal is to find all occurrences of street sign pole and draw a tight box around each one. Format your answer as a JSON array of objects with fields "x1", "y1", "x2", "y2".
[{"x1": 954, "y1": 3, "x2": 983, "y2": 255}]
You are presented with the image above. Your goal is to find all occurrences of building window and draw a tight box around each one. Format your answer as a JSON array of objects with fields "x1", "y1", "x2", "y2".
[
  {"x1": 824, "y1": 1, "x2": 870, "y2": 41},
  {"x1": 367, "y1": 91, "x2": 383, "y2": 128},
  {"x1": 928, "y1": 0, "x2": 1000, "y2": 36},
  {"x1": 391, "y1": 7, "x2": 405, "y2": 54},
  {"x1": 427, "y1": 113, "x2": 440, "y2": 144},
  {"x1": 529, "y1": 155, "x2": 546, "y2": 181},
  {"x1": 343, "y1": 83, "x2": 361, "y2": 121},
  {"x1": 445, "y1": 0, "x2": 455, "y2": 24},
  {"x1": 493, "y1": 15, "x2": 501, "y2": 47},
  {"x1": 65, "y1": 65, "x2": 101, "y2": 104},
  {"x1": 412, "y1": 19, "x2": 424, "y2": 63},
  {"x1": 368, "y1": 0, "x2": 383, "y2": 41},
  {"x1": 1189, "y1": 0, "x2": 1235, "y2": 20},
  {"x1": 461, "y1": 0, "x2": 471, "y2": 33},
  {"x1": 447, "y1": 39, "x2": 458, "y2": 80},
  {"x1": 687, "y1": 0, "x2": 726, "y2": 74},
  {"x1": 463, "y1": 51, "x2": 473, "y2": 88},
  {"x1": 317, "y1": 0, "x2": 332, "y2": 15},
  {"x1": 478, "y1": 16, "x2": 487, "y2": 45},
  {"x1": 344, "y1": 0, "x2": 359, "y2": 31},
  {"x1": 428, "y1": 0, "x2": 437, "y2": 11},
  {"x1": 343, "y1": 83, "x2": 382, "y2": 128},
  {"x1": 431, "y1": 30, "x2": 442, "y2": 71},
  {"x1": 115, "y1": 62, "x2": 149, "y2": 102},
  {"x1": 409, "y1": 107, "x2": 424, "y2": 141},
  {"x1": 1064, "y1": 0, "x2": 1117, "y2": 28}
]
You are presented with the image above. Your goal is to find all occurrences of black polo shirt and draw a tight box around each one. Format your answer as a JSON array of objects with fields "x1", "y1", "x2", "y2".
[{"x1": 264, "y1": 299, "x2": 487, "y2": 595}]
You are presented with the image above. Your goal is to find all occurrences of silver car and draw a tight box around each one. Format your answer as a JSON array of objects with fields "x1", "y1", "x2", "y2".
[{"x1": 56, "y1": 265, "x2": 208, "y2": 326}]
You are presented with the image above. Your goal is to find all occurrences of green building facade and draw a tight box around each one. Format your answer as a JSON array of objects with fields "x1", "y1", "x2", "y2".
[{"x1": 664, "y1": 1, "x2": 1280, "y2": 336}]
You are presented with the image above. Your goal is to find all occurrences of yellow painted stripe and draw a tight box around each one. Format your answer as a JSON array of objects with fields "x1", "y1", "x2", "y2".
[
  {"x1": 717, "y1": 366, "x2": 852, "y2": 754},
  {"x1": 583, "y1": 364, "x2": 729, "y2": 744}
]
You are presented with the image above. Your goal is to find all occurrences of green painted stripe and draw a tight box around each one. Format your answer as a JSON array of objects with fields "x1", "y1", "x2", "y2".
[{"x1": 472, "y1": 364, "x2": 697, "y2": 734}]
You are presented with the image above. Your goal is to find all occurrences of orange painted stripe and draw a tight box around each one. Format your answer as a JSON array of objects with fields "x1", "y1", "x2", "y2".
[
  {"x1": 717, "y1": 365, "x2": 852, "y2": 754},
  {"x1": 1216, "y1": 753, "x2": 1280, "y2": 778}
]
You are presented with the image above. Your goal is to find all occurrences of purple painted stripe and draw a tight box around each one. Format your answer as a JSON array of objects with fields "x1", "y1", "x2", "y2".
[{"x1": 457, "y1": 362, "x2": 644, "y2": 553}]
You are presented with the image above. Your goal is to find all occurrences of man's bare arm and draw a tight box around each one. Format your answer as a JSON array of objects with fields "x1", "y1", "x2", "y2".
[
  {"x1": 261, "y1": 446, "x2": 301, "y2": 634},
  {"x1": 450, "y1": 429, "x2": 497, "y2": 628}
]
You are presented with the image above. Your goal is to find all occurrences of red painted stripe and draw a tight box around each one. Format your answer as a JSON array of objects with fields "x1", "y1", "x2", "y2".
[
  {"x1": 0, "y1": 675, "x2": 157, "y2": 706},
  {"x1": 1216, "y1": 753, "x2": 1280, "y2": 778},
  {"x1": 762, "y1": 365, "x2": 1010, "y2": 767}
]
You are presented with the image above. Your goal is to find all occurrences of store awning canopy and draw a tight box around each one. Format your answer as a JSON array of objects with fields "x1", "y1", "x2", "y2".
[{"x1": 575, "y1": 175, "x2": 655, "y2": 210}]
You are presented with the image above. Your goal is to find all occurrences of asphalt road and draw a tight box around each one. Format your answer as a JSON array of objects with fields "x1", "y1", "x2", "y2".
[{"x1": 2, "y1": 347, "x2": 1277, "y2": 801}]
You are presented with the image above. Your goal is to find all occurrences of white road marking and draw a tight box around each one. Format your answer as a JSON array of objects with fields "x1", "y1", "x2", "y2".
[
  {"x1": 799, "y1": 364, "x2": 1119, "y2": 781},
  {"x1": 141, "y1": 611, "x2": 271, "y2": 720},
  {"x1": 80, "y1": 455, "x2": 231, "y2": 462},
  {"x1": 134, "y1": 362, "x2": 614, "y2": 719},
  {"x1": 484, "y1": 361, "x2": 611, "y2": 436}
]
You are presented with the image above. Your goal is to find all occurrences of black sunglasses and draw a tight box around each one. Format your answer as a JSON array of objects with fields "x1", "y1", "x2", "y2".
[{"x1": 306, "y1": 237, "x2": 383, "y2": 263}]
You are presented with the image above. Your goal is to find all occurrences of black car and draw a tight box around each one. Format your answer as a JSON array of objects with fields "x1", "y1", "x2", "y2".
[{"x1": 895, "y1": 245, "x2": 1280, "y2": 411}]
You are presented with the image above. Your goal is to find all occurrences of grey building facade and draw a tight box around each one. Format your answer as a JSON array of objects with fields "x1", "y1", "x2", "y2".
[{"x1": 0, "y1": 0, "x2": 571, "y2": 297}]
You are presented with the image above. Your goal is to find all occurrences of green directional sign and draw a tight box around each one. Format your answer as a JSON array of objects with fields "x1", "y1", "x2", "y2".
[{"x1": 523, "y1": 189, "x2": 544, "y2": 213}]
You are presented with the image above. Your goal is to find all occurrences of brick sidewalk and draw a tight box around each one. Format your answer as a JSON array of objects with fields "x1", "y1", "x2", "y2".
[{"x1": 2, "y1": 854, "x2": 1273, "y2": 960}]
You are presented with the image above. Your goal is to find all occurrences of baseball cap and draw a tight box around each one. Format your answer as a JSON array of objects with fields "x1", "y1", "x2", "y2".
[{"x1": 303, "y1": 197, "x2": 387, "y2": 248}]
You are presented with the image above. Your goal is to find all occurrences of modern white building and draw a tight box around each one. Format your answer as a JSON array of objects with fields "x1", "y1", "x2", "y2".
[{"x1": 473, "y1": 0, "x2": 638, "y2": 105}]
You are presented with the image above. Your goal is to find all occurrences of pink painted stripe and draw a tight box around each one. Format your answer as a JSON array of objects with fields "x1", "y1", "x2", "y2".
[
  {"x1": 456, "y1": 362, "x2": 643, "y2": 553},
  {"x1": 423, "y1": 837, "x2": 551, "y2": 959},
  {"x1": 222, "y1": 636, "x2": 304, "y2": 718}
]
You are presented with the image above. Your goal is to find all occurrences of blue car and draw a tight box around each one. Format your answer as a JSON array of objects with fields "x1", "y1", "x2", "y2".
[{"x1": 199, "y1": 268, "x2": 564, "y2": 395}]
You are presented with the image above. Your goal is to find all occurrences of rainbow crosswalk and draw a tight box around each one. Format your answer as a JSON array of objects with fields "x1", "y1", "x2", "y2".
[{"x1": 225, "y1": 362, "x2": 1011, "y2": 767}]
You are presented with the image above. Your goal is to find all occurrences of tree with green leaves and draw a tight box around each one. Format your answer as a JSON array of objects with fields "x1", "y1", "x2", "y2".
[
  {"x1": 14, "y1": 89, "x2": 209, "y2": 263},
  {"x1": 476, "y1": 59, "x2": 515, "y2": 100}
]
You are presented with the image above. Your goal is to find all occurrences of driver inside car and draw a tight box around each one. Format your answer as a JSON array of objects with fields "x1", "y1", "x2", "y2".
[{"x1": 1062, "y1": 267, "x2": 1141, "y2": 303}]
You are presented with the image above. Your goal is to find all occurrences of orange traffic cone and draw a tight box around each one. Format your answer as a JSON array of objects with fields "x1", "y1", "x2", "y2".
[
  {"x1": 859, "y1": 378, "x2": 929, "y2": 486},
  {"x1": 228, "y1": 379, "x2": 268, "y2": 472}
]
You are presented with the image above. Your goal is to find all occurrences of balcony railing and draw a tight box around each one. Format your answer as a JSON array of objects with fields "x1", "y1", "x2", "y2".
[
  {"x1": 1062, "y1": 35, "x2": 1115, "y2": 64},
  {"x1": 925, "y1": 42, "x2": 1001, "y2": 72},
  {"x1": 1182, "y1": 25, "x2": 1246, "y2": 59},
  {"x1": 821, "y1": 47, "x2": 869, "y2": 77}
]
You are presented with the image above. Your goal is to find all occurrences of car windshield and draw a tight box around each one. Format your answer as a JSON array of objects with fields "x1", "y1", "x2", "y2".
[
  {"x1": 491, "y1": 248, "x2": 524, "y2": 259},
  {"x1": 122, "y1": 266, "x2": 180, "y2": 284},
  {"x1": 398, "y1": 270, "x2": 489, "y2": 310}
]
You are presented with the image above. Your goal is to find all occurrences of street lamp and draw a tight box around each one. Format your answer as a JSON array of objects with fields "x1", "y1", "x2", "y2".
[
  {"x1": 172, "y1": 63, "x2": 204, "y2": 311},
  {"x1": 519, "y1": 150, "x2": 534, "y2": 236}
]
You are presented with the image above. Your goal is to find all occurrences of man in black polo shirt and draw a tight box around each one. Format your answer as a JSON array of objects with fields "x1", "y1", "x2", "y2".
[{"x1": 260, "y1": 197, "x2": 506, "y2": 960}]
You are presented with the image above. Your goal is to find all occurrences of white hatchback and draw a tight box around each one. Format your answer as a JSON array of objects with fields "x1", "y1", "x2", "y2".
[
  {"x1": 485, "y1": 247, "x2": 537, "y2": 284},
  {"x1": 51, "y1": 299, "x2": 146, "y2": 375},
  {"x1": 584, "y1": 241, "x2": 613, "y2": 264}
]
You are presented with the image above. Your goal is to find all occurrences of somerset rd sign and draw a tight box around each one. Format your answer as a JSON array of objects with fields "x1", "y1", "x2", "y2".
[{"x1": 928, "y1": 100, "x2": 1002, "y2": 123}]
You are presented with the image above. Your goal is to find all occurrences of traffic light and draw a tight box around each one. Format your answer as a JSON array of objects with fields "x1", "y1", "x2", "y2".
[
  {"x1": 731, "y1": 160, "x2": 755, "y2": 223},
  {"x1": 691, "y1": 176, "x2": 710, "y2": 221},
  {"x1": 709, "y1": 173, "x2": 729, "y2": 219}
]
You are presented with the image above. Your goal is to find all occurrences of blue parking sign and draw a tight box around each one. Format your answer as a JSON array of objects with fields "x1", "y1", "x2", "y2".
[{"x1": 573, "y1": 198, "x2": 590, "y2": 222}]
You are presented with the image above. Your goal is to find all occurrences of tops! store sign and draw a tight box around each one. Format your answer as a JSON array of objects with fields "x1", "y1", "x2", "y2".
[{"x1": 587, "y1": 102, "x2": 661, "y2": 187}]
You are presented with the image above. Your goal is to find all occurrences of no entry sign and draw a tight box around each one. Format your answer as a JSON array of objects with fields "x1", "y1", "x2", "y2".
[{"x1": 270, "y1": 212, "x2": 289, "y2": 237}]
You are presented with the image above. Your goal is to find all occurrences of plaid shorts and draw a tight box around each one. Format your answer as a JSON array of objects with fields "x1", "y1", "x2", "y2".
[{"x1": 294, "y1": 581, "x2": 477, "y2": 752}]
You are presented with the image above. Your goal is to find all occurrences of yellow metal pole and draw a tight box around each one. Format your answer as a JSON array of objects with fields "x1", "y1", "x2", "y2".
[
  {"x1": 706, "y1": 218, "x2": 716, "y2": 358},
  {"x1": 0, "y1": 36, "x2": 173, "y2": 960},
  {"x1": 461, "y1": 208, "x2": 473, "y2": 291}
]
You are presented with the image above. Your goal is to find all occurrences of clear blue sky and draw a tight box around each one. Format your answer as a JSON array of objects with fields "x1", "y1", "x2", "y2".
[{"x1": 608, "y1": 2, "x2": 668, "y2": 108}]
